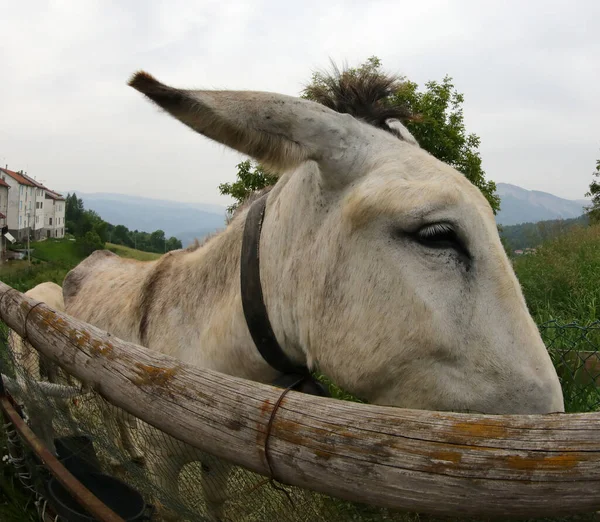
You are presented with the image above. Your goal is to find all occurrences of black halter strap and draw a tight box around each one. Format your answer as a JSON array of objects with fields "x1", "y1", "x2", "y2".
[{"x1": 240, "y1": 194, "x2": 328, "y2": 397}]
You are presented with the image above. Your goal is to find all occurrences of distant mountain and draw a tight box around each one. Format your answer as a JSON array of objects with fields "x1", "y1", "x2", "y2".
[
  {"x1": 496, "y1": 183, "x2": 589, "y2": 226},
  {"x1": 64, "y1": 191, "x2": 227, "y2": 246}
]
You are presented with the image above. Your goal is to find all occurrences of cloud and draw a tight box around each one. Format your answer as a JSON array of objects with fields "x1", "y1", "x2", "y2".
[{"x1": 1, "y1": 0, "x2": 598, "y2": 205}]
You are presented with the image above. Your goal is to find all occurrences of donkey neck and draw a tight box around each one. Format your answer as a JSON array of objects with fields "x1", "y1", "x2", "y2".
[{"x1": 173, "y1": 194, "x2": 307, "y2": 383}]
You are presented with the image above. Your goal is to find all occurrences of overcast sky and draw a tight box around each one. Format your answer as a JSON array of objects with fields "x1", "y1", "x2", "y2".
[{"x1": 1, "y1": 0, "x2": 598, "y2": 208}]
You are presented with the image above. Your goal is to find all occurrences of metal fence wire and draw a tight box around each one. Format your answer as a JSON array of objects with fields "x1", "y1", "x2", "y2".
[
  {"x1": 1, "y1": 319, "x2": 599, "y2": 522},
  {"x1": 539, "y1": 320, "x2": 600, "y2": 413}
]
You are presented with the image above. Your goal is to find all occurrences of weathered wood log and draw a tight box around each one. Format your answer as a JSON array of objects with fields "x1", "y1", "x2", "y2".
[{"x1": 1, "y1": 280, "x2": 600, "y2": 518}]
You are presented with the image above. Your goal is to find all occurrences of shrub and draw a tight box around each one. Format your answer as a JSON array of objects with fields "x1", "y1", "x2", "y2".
[{"x1": 77, "y1": 231, "x2": 104, "y2": 257}]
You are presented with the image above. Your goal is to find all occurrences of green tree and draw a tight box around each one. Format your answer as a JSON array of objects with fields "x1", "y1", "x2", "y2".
[
  {"x1": 166, "y1": 237, "x2": 183, "y2": 251},
  {"x1": 218, "y1": 160, "x2": 278, "y2": 214},
  {"x1": 112, "y1": 224, "x2": 133, "y2": 247},
  {"x1": 585, "y1": 151, "x2": 600, "y2": 224},
  {"x1": 65, "y1": 193, "x2": 84, "y2": 234},
  {"x1": 150, "y1": 229, "x2": 166, "y2": 252},
  {"x1": 77, "y1": 230, "x2": 104, "y2": 256}
]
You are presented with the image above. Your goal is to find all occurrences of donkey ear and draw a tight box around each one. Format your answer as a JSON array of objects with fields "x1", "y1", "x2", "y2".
[
  {"x1": 128, "y1": 71, "x2": 369, "y2": 176},
  {"x1": 385, "y1": 119, "x2": 420, "y2": 147}
]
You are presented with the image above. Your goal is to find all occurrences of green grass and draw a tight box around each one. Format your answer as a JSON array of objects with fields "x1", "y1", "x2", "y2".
[
  {"x1": 512, "y1": 224, "x2": 600, "y2": 414},
  {"x1": 0, "y1": 239, "x2": 162, "y2": 294},
  {"x1": 25, "y1": 238, "x2": 83, "y2": 267},
  {"x1": 513, "y1": 224, "x2": 600, "y2": 325},
  {"x1": 106, "y1": 242, "x2": 162, "y2": 261}
]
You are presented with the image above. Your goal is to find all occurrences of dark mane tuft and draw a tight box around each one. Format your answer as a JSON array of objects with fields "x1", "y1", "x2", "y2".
[{"x1": 302, "y1": 61, "x2": 414, "y2": 133}]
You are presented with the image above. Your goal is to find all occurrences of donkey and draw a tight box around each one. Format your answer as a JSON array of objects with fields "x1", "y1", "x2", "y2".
[
  {"x1": 61, "y1": 68, "x2": 564, "y2": 519},
  {"x1": 10, "y1": 282, "x2": 66, "y2": 387}
]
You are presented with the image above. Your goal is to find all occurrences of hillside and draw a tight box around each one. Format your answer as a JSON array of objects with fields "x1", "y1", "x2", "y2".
[
  {"x1": 500, "y1": 215, "x2": 589, "y2": 251},
  {"x1": 0, "y1": 239, "x2": 161, "y2": 293},
  {"x1": 64, "y1": 191, "x2": 227, "y2": 247},
  {"x1": 496, "y1": 183, "x2": 589, "y2": 226}
]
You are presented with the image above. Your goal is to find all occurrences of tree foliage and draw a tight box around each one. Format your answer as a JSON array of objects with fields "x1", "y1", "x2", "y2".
[
  {"x1": 219, "y1": 56, "x2": 500, "y2": 214},
  {"x1": 78, "y1": 230, "x2": 104, "y2": 256},
  {"x1": 218, "y1": 160, "x2": 279, "y2": 214},
  {"x1": 585, "y1": 151, "x2": 600, "y2": 224},
  {"x1": 65, "y1": 193, "x2": 183, "y2": 254}
]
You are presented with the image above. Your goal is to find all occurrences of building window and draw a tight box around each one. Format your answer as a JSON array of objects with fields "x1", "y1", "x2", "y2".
[
  {"x1": 19, "y1": 201, "x2": 22, "y2": 210},
  {"x1": 49, "y1": 217, "x2": 53, "y2": 226},
  {"x1": 19, "y1": 216, "x2": 22, "y2": 227}
]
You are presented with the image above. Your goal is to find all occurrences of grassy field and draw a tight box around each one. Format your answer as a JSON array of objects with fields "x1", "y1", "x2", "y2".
[
  {"x1": 513, "y1": 224, "x2": 600, "y2": 325},
  {"x1": 106, "y1": 242, "x2": 162, "y2": 261},
  {"x1": 0, "y1": 239, "x2": 161, "y2": 294}
]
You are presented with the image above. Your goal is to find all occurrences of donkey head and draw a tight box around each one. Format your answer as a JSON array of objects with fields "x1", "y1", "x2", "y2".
[{"x1": 129, "y1": 70, "x2": 564, "y2": 415}]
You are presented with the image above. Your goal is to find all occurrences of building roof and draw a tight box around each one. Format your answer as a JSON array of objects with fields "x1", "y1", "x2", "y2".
[
  {"x1": 18, "y1": 171, "x2": 51, "y2": 191},
  {"x1": 0, "y1": 212, "x2": 6, "y2": 219},
  {"x1": 0, "y1": 177, "x2": 9, "y2": 188},
  {"x1": 0, "y1": 167, "x2": 36, "y2": 187},
  {"x1": 45, "y1": 189, "x2": 66, "y2": 201},
  {"x1": 1, "y1": 167, "x2": 64, "y2": 200}
]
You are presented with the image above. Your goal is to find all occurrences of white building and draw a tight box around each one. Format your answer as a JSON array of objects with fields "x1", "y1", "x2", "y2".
[
  {"x1": 0, "y1": 166, "x2": 66, "y2": 241},
  {"x1": 44, "y1": 190, "x2": 66, "y2": 238},
  {"x1": 19, "y1": 171, "x2": 55, "y2": 240},
  {"x1": 0, "y1": 176, "x2": 9, "y2": 258},
  {"x1": 0, "y1": 167, "x2": 37, "y2": 241}
]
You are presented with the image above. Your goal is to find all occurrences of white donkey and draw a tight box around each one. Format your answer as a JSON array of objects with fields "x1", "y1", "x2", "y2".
[{"x1": 60, "y1": 69, "x2": 564, "y2": 520}]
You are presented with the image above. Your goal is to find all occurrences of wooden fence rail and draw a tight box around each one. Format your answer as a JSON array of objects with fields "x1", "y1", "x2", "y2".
[{"x1": 1, "y1": 280, "x2": 600, "y2": 518}]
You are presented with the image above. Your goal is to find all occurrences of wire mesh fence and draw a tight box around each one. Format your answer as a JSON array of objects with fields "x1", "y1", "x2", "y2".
[
  {"x1": 1, "y1": 318, "x2": 600, "y2": 522},
  {"x1": 539, "y1": 320, "x2": 600, "y2": 413}
]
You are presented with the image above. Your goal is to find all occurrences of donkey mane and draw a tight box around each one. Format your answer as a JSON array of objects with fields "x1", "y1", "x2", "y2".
[{"x1": 302, "y1": 62, "x2": 414, "y2": 138}]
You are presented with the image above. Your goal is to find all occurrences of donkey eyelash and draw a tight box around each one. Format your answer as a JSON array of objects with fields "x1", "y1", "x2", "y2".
[{"x1": 417, "y1": 223, "x2": 455, "y2": 238}]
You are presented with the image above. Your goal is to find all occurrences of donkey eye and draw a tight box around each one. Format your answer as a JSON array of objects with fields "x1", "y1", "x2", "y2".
[{"x1": 414, "y1": 223, "x2": 469, "y2": 258}]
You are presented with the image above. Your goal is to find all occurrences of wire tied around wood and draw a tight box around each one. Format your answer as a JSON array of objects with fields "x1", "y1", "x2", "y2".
[
  {"x1": 261, "y1": 381, "x2": 300, "y2": 508},
  {"x1": 23, "y1": 301, "x2": 45, "y2": 346}
]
